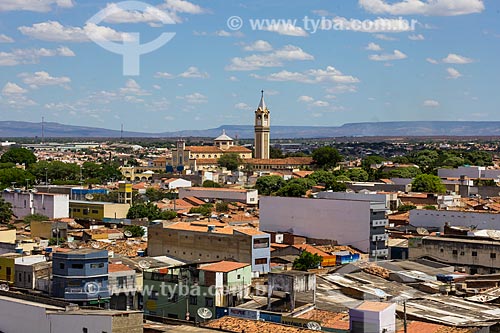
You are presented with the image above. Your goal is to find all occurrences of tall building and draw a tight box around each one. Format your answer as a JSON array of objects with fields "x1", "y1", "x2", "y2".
[{"x1": 254, "y1": 90, "x2": 270, "y2": 159}]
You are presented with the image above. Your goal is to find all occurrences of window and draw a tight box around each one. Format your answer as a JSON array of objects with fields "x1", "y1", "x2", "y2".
[
  {"x1": 59, "y1": 263, "x2": 65, "y2": 269},
  {"x1": 90, "y1": 263, "x2": 104, "y2": 269},
  {"x1": 205, "y1": 297, "x2": 214, "y2": 307},
  {"x1": 491, "y1": 253, "x2": 497, "y2": 259},
  {"x1": 460, "y1": 251, "x2": 465, "y2": 256},
  {"x1": 255, "y1": 258, "x2": 267, "y2": 265},
  {"x1": 91, "y1": 209, "x2": 98, "y2": 214},
  {"x1": 189, "y1": 295, "x2": 197, "y2": 305},
  {"x1": 237, "y1": 274, "x2": 241, "y2": 280},
  {"x1": 82, "y1": 329, "x2": 88, "y2": 333},
  {"x1": 253, "y1": 238, "x2": 269, "y2": 249},
  {"x1": 472, "y1": 251, "x2": 478, "y2": 257},
  {"x1": 72, "y1": 263, "x2": 84, "y2": 269},
  {"x1": 117, "y1": 277, "x2": 125, "y2": 288}
]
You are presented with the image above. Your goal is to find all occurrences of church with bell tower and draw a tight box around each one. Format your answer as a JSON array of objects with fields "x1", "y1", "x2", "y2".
[{"x1": 254, "y1": 90, "x2": 270, "y2": 159}]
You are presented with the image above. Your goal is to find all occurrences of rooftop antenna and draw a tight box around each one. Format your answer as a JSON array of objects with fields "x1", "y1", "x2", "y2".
[{"x1": 120, "y1": 124, "x2": 124, "y2": 140}]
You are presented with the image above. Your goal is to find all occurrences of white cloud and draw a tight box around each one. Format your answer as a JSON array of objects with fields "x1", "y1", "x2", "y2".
[
  {"x1": 153, "y1": 84, "x2": 162, "y2": 90},
  {"x1": 253, "y1": 66, "x2": 359, "y2": 84},
  {"x1": 442, "y1": 53, "x2": 473, "y2": 64},
  {"x1": 312, "y1": 100, "x2": 329, "y2": 107},
  {"x1": 0, "y1": 34, "x2": 14, "y2": 43},
  {"x1": 426, "y1": 57, "x2": 439, "y2": 64},
  {"x1": 19, "y1": 21, "x2": 133, "y2": 42},
  {"x1": 155, "y1": 67, "x2": 209, "y2": 79},
  {"x1": 161, "y1": 0, "x2": 207, "y2": 14},
  {"x1": 0, "y1": 46, "x2": 75, "y2": 66},
  {"x1": 374, "y1": 34, "x2": 397, "y2": 41},
  {"x1": 2, "y1": 82, "x2": 27, "y2": 95},
  {"x1": 0, "y1": 0, "x2": 73, "y2": 12},
  {"x1": 228, "y1": 76, "x2": 239, "y2": 82},
  {"x1": 359, "y1": 0, "x2": 485, "y2": 16},
  {"x1": 226, "y1": 45, "x2": 313, "y2": 71},
  {"x1": 369, "y1": 49, "x2": 407, "y2": 61},
  {"x1": 177, "y1": 92, "x2": 208, "y2": 104},
  {"x1": 365, "y1": 42, "x2": 382, "y2": 51},
  {"x1": 298, "y1": 95, "x2": 314, "y2": 102},
  {"x1": 178, "y1": 66, "x2": 209, "y2": 79},
  {"x1": 243, "y1": 40, "x2": 273, "y2": 52},
  {"x1": 119, "y1": 79, "x2": 150, "y2": 96},
  {"x1": 423, "y1": 99, "x2": 440, "y2": 107},
  {"x1": 154, "y1": 72, "x2": 174, "y2": 79},
  {"x1": 261, "y1": 23, "x2": 308, "y2": 37},
  {"x1": 326, "y1": 85, "x2": 358, "y2": 94},
  {"x1": 234, "y1": 102, "x2": 252, "y2": 110},
  {"x1": 19, "y1": 71, "x2": 71, "y2": 89},
  {"x1": 101, "y1": 3, "x2": 175, "y2": 25},
  {"x1": 446, "y1": 67, "x2": 462, "y2": 79},
  {"x1": 408, "y1": 34, "x2": 425, "y2": 40}
]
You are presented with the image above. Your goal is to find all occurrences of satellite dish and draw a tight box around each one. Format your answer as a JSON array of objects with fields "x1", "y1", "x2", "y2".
[
  {"x1": 138, "y1": 260, "x2": 151, "y2": 270},
  {"x1": 91, "y1": 242, "x2": 100, "y2": 249},
  {"x1": 416, "y1": 227, "x2": 429, "y2": 235},
  {"x1": 124, "y1": 230, "x2": 133, "y2": 238},
  {"x1": 0, "y1": 284, "x2": 9, "y2": 292},
  {"x1": 85, "y1": 193, "x2": 94, "y2": 200},
  {"x1": 306, "y1": 322, "x2": 322, "y2": 331},
  {"x1": 197, "y1": 307, "x2": 213, "y2": 320}
]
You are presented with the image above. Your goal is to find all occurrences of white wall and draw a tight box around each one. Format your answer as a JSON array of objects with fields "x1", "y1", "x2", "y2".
[
  {"x1": 49, "y1": 313, "x2": 112, "y2": 333},
  {"x1": 409, "y1": 209, "x2": 500, "y2": 231},
  {"x1": 167, "y1": 179, "x2": 192, "y2": 190},
  {"x1": 1, "y1": 192, "x2": 69, "y2": 219},
  {"x1": 260, "y1": 197, "x2": 371, "y2": 252},
  {"x1": 437, "y1": 166, "x2": 500, "y2": 180}
]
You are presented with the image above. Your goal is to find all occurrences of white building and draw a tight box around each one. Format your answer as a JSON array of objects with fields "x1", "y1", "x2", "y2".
[
  {"x1": 349, "y1": 301, "x2": 396, "y2": 333},
  {"x1": 409, "y1": 209, "x2": 500, "y2": 231},
  {"x1": 1, "y1": 191, "x2": 69, "y2": 219},
  {"x1": 260, "y1": 196, "x2": 388, "y2": 258},
  {"x1": 162, "y1": 178, "x2": 192, "y2": 190},
  {"x1": 0, "y1": 294, "x2": 143, "y2": 333},
  {"x1": 179, "y1": 187, "x2": 258, "y2": 205},
  {"x1": 438, "y1": 166, "x2": 500, "y2": 180}
]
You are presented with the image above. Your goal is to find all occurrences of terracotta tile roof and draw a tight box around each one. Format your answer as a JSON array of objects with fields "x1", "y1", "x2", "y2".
[
  {"x1": 188, "y1": 146, "x2": 223, "y2": 153},
  {"x1": 293, "y1": 170, "x2": 314, "y2": 178},
  {"x1": 165, "y1": 222, "x2": 235, "y2": 235},
  {"x1": 248, "y1": 157, "x2": 313, "y2": 166},
  {"x1": 226, "y1": 146, "x2": 252, "y2": 153},
  {"x1": 205, "y1": 316, "x2": 318, "y2": 332},
  {"x1": 108, "y1": 263, "x2": 134, "y2": 273},
  {"x1": 199, "y1": 261, "x2": 250, "y2": 273},
  {"x1": 297, "y1": 310, "x2": 349, "y2": 330},
  {"x1": 184, "y1": 187, "x2": 253, "y2": 193},
  {"x1": 183, "y1": 196, "x2": 206, "y2": 206},
  {"x1": 292, "y1": 244, "x2": 330, "y2": 257},
  {"x1": 397, "y1": 321, "x2": 475, "y2": 333}
]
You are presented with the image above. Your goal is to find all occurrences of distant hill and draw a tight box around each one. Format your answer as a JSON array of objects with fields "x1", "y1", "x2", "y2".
[{"x1": 1, "y1": 121, "x2": 500, "y2": 139}]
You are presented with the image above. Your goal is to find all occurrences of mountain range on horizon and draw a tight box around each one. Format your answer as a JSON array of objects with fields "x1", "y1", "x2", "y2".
[{"x1": 1, "y1": 120, "x2": 500, "y2": 139}]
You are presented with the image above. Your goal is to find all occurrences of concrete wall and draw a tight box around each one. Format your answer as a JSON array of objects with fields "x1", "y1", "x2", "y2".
[
  {"x1": 0, "y1": 229, "x2": 16, "y2": 244},
  {"x1": 260, "y1": 196, "x2": 371, "y2": 252},
  {"x1": 48, "y1": 313, "x2": 113, "y2": 333},
  {"x1": 409, "y1": 209, "x2": 500, "y2": 231},
  {"x1": 2, "y1": 191, "x2": 69, "y2": 219},
  {"x1": 409, "y1": 236, "x2": 500, "y2": 274}
]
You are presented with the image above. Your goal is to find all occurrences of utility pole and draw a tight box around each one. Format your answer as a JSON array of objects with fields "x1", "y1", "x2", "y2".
[{"x1": 403, "y1": 300, "x2": 407, "y2": 333}]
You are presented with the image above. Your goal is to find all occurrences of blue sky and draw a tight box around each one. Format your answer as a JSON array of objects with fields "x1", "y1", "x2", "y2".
[{"x1": 0, "y1": 0, "x2": 498, "y2": 132}]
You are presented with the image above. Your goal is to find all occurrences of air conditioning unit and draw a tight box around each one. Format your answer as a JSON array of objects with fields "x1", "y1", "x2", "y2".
[{"x1": 275, "y1": 234, "x2": 284, "y2": 244}]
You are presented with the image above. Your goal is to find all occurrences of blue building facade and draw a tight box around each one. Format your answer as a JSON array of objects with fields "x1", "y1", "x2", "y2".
[{"x1": 52, "y1": 248, "x2": 110, "y2": 304}]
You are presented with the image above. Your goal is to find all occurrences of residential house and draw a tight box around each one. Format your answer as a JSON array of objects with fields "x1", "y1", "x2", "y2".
[{"x1": 1, "y1": 191, "x2": 69, "y2": 220}]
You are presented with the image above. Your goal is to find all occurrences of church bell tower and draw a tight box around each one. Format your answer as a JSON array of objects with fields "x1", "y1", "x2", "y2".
[{"x1": 254, "y1": 90, "x2": 270, "y2": 159}]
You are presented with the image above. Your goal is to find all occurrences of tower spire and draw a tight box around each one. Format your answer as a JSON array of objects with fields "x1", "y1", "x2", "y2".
[{"x1": 258, "y1": 90, "x2": 266, "y2": 110}]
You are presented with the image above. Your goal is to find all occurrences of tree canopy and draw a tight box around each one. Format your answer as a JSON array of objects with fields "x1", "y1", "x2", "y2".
[
  {"x1": 255, "y1": 175, "x2": 286, "y2": 196},
  {"x1": 411, "y1": 174, "x2": 446, "y2": 193},
  {"x1": 0, "y1": 198, "x2": 13, "y2": 224},
  {"x1": 0, "y1": 148, "x2": 37, "y2": 167},
  {"x1": 293, "y1": 251, "x2": 322, "y2": 271},
  {"x1": 312, "y1": 147, "x2": 342, "y2": 170},
  {"x1": 126, "y1": 202, "x2": 177, "y2": 221},
  {"x1": 217, "y1": 153, "x2": 242, "y2": 171}
]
